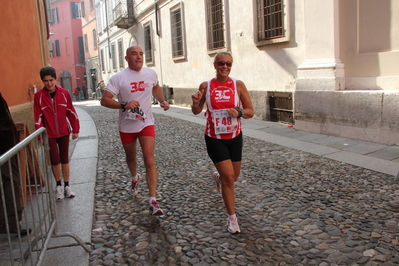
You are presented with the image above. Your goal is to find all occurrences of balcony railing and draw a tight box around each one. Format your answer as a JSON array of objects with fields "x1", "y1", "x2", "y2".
[{"x1": 112, "y1": 0, "x2": 136, "y2": 29}]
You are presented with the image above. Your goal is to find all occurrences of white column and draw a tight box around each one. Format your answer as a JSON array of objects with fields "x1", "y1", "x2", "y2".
[{"x1": 296, "y1": 0, "x2": 344, "y2": 91}]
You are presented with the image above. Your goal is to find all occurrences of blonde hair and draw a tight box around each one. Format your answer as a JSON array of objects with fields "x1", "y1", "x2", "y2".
[{"x1": 214, "y1": 51, "x2": 233, "y2": 63}]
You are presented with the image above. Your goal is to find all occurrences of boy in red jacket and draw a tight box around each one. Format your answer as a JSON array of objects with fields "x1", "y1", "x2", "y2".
[{"x1": 34, "y1": 66, "x2": 80, "y2": 200}]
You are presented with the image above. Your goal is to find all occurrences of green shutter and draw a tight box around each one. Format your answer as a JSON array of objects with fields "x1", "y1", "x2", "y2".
[{"x1": 71, "y1": 2, "x2": 76, "y2": 18}]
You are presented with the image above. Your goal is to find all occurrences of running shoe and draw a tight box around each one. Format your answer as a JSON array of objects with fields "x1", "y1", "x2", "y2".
[
  {"x1": 226, "y1": 217, "x2": 241, "y2": 234},
  {"x1": 64, "y1": 186, "x2": 76, "y2": 198},
  {"x1": 55, "y1": 185, "x2": 64, "y2": 200},
  {"x1": 149, "y1": 200, "x2": 164, "y2": 215},
  {"x1": 130, "y1": 174, "x2": 141, "y2": 196},
  {"x1": 212, "y1": 171, "x2": 222, "y2": 193}
]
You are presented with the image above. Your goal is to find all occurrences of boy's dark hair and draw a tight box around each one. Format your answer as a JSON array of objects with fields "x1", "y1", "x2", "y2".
[{"x1": 40, "y1": 66, "x2": 57, "y2": 80}]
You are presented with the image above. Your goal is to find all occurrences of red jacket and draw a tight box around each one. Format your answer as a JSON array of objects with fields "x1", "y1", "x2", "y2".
[{"x1": 34, "y1": 86, "x2": 80, "y2": 138}]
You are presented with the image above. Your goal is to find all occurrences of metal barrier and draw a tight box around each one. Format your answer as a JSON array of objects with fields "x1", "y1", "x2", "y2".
[{"x1": 0, "y1": 128, "x2": 91, "y2": 266}]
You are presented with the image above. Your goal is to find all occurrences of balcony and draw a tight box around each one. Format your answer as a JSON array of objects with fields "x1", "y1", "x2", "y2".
[{"x1": 113, "y1": 0, "x2": 136, "y2": 29}]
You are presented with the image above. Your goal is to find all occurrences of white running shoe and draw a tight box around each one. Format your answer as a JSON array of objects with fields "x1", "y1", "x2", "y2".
[
  {"x1": 149, "y1": 200, "x2": 164, "y2": 215},
  {"x1": 226, "y1": 217, "x2": 241, "y2": 234},
  {"x1": 64, "y1": 186, "x2": 76, "y2": 198},
  {"x1": 212, "y1": 171, "x2": 222, "y2": 193},
  {"x1": 130, "y1": 174, "x2": 141, "y2": 196},
  {"x1": 55, "y1": 185, "x2": 64, "y2": 200}
]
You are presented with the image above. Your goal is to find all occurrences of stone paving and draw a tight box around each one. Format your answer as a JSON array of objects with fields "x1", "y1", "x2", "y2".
[{"x1": 78, "y1": 105, "x2": 399, "y2": 266}]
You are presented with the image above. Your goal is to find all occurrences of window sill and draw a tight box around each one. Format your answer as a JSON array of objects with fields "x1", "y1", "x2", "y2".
[{"x1": 255, "y1": 36, "x2": 290, "y2": 47}]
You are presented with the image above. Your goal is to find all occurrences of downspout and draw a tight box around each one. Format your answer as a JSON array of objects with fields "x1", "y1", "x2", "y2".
[
  {"x1": 104, "y1": 0, "x2": 111, "y2": 58},
  {"x1": 155, "y1": 2, "x2": 163, "y2": 86}
]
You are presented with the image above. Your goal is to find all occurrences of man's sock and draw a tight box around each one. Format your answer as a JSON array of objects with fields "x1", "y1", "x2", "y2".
[
  {"x1": 56, "y1": 180, "x2": 62, "y2": 187},
  {"x1": 64, "y1": 182, "x2": 69, "y2": 187}
]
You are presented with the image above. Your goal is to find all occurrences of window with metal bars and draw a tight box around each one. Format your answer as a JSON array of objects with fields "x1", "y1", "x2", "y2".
[
  {"x1": 100, "y1": 49, "x2": 105, "y2": 72},
  {"x1": 257, "y1": 0, "x2": 284, "y2": 41},
  {"x1": 205, "y1": 0, "x2": 225, "y2": 51},
  {"x1": 111, "y1": 43, "x2": 116, "y2": 71},
  {"x1": 118, "y1": 39, "x2": 124, "y2": 69},
  {"x1": 144, "y1": 23, "x2": 153, "y2": 64},
  {"x1": 171, "y1": 6, "x2": 184, "y2": 58}
]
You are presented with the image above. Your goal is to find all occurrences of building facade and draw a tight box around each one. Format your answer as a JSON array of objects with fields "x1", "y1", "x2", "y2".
[
  {"x1": 49, "y1": 0, "x2": 86, "y2": 97},
  {"x1": 0, "y1": 0, "x2": 50, "y2": 131},
  {"x1": 81, "y1": 0, "x2": 100, "y2": 97},
  {"x1": 95, "y1": 0, "x2": 399, "y2": 145}
]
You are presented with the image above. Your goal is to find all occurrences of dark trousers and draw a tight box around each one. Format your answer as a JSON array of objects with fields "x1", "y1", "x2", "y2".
[{"x1": 0, "y1": 93, "x2": 22, "y2": 232}]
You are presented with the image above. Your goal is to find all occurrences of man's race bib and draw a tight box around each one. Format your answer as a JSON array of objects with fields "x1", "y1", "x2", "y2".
[
  {"x1": 213, "y1": 109, "x2": 238, "y2": 134},
  {"x1": 125, "y1": 107, "x2": 146, "y2": 122}
]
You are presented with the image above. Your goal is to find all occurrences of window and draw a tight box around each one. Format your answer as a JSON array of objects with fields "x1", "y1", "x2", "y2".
[
  {"x1": 92, "y1": 29, "x2": 97, "y2": 49},
  {"x1": 96, "y1": 6, "x2": 102, "y2": 33},
  {"x1": 144, "y1": 22, "x2": 153, "y2": 64},
  {"x1": 49, "y1": 8, "x2": 58, "y2": 25},
  {"x1": 84, "y1": 34, "x2": 88, "y2": 52},
  {"x1": 90, "y1": 0, "x2": 94, "y2": 11},
  {"x1": 46, "y1": 0, "x2": 51, "y2": 23},
  {"x1": 55, "y1": 40, "x2": 60, "y2": 57},
  {"x1": 255, "y1": 0, "x2": 289, "y2": 45},
  {"x1": 49, "y1": 41, "x2": 54, "y2": 58},
  {"x1": 100, "y1": 49, "x2": 105, "y2": 72},
  {"x1": 118, "y1": 39, "x2": 124, "y2": 69},
  {"x1": 81, "y1": 1, "x2": 85, "y2": 17},
  {"x1": 205, "y1": 0, "x2": 225, "y2": 51},
  {"x1": 71, "y1": 2, "x2": 81, "y2": 19},
  {"x1": 170, "y1": 2, "x2": 186, "y2": 59},
  {"x1": 111, "y1": 43, "x2": 116, "y2": 71}
]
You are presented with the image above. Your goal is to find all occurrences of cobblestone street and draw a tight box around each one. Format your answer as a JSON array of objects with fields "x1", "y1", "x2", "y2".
[{"x1": 78, "y1": 104, "x2": 399, "y2": 266}]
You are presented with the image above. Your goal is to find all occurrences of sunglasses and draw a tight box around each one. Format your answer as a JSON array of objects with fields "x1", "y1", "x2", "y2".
[{"x1": 215, "y1": 61, "x2": 232, "y2": 67}]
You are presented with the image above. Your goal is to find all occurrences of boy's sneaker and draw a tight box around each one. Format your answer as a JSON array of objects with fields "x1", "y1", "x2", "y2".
[
  {"x1": 226, "y1": 217, "x2": 241, "y2": 234},
  {"x1": 212, "y1": 171, "x2": 222, "y2": 193},
  {"x1": 130, "y1": 174, "x2": 141, "y2": 196},
  {"x1": 64, "y1": 186, "x2": 76, "y2": 198},
  {"x1": 149, "y1": 200, "x2": 164, "y2": 215},
  {"x1": 55, "y1": 185, "x2": 64, "y2": 200}
]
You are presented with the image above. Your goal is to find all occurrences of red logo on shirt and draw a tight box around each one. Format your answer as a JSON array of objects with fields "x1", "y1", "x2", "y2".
[{"x1": 130, "y1": 81, "x2": 147, "y2": 93}]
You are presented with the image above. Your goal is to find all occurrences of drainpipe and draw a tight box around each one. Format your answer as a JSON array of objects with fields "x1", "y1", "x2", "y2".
[
  {"x1": 155, "y1": 2, "x2": 164, "y2": 89},
  {"x1": 104, "y1": 0, "x2": 111, "y2": 58}
]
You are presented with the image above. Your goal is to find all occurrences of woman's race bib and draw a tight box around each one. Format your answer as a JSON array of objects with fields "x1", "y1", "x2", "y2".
[
  {"x1": 213, "y1": 109, "x2": 238, "y2": 134},
  {"x1": 125, "y1": 107, "x2": 146, "y2": 122}
]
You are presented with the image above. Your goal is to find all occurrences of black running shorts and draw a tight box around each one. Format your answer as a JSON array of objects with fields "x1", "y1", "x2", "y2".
[{"x1": 205, "y1": 132, "x2": 243, "y2": 164}]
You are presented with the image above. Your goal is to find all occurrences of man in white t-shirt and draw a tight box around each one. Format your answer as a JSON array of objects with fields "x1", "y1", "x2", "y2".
[{"x1": 101, "y1": 45, "x2": 170, "y2": 215}]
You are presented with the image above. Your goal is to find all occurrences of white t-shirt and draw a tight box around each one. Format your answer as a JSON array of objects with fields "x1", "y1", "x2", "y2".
[{"x1": 106, "y1": 67, "x2": 158, "y2": 133}]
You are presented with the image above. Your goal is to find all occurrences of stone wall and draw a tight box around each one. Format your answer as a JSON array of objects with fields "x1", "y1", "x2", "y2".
[{"x1": 294, "y1": 90, "x2": 399, "y2": 145}]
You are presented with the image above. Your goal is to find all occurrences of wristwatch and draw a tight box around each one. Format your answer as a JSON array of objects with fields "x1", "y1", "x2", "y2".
[{"x1": 121, "y1": 101, "x2": 128, "y2": 111}]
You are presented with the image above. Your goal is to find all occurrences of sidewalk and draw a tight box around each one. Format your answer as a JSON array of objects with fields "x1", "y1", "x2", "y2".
[
  {"x1": 41, "y1": 106, "x2": 98, "y2": 266},
  {"x1": 46, "y1": 100, "x2": 399, "y2": 265}
]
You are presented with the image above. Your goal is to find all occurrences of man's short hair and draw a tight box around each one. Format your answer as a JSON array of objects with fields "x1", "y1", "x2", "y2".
[{"x1": 40, "y1": 66, "x2": 57, "y2": 80}]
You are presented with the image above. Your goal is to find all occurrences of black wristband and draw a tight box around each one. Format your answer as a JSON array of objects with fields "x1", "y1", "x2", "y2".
[
  {"x1": 121, "y1": 101, "x2": 128, "y2": 112},
  {"x1": 234, "y1": 106, "x2": 243, "y2": 118}
]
